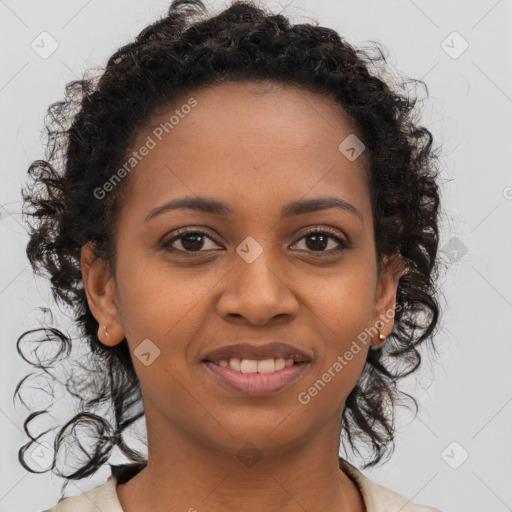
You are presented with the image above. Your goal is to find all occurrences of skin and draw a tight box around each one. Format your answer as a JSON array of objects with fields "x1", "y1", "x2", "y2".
[{"x1": 81, "y1": 80, "x2": 403, "y2": 512}]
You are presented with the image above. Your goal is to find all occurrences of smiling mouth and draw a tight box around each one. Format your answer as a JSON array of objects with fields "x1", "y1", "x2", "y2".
[
  {"x1": 202, "y1": 359, "x2": 311, "y2": 396},
  {"x1": 203, "y1": 357, "x2": 304, "y2": 373}
]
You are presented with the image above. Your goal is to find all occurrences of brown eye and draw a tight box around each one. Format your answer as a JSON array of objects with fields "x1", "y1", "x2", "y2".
[
  {"x1": 162, "y1": 229, "x2": 221, "y2": 253},
  {"x1": 292, "y1": 228, "x2": 349, "y2": 254}
]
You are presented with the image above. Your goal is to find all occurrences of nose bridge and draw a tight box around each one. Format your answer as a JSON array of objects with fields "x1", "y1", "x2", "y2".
[
  {"x1": 236, "y1": 234, "x2": 286, "y2": 294},
  {"x1": 217, "y1": 235, "x2": 298, "y2": 323}
]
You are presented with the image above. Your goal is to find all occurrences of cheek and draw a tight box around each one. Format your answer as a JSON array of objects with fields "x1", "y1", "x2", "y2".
[
  {"x1": 115, "y1": 251, "x2": 223, "y2": 346},
  {"x1": 299, "y1": 261, "x2": 375, "y2": 379},
  {"x1": 297, "y1": 274, "x2": 372, "y2": 409},
  {"x1": 303, "y1": 261, "x2": 376, "y2": 334}
]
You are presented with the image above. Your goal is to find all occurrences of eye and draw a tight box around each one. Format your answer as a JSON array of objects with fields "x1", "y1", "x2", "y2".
[
  {"x1": 161, "y1": 226, "x2": 350, "y2": 257},
  {"x1": 161, "y1": 228, "x2": 222, "y2": 255},
  {"x1": 291, "y1": 227, "x2": 349, "y2": 255}
]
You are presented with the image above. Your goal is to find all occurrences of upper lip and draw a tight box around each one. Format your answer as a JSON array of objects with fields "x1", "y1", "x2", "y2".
[{"x1": 202, "y1": 342, "x2": 312, "y2": 363}]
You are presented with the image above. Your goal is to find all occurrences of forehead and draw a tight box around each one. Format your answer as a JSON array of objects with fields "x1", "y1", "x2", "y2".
[
  {"x1": 119, "y1": 80, "x2": 371, "y2": 221},
  {"x1": 161, "y1": 80, "x2": 361, "y2": 148}
]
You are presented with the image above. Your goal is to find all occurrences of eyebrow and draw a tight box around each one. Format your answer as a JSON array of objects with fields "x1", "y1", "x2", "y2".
[{"x1": 144, "y1": 195, "x2": 363, "y2": 223}]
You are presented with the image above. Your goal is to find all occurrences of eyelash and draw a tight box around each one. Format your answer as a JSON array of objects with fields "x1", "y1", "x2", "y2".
[{"x1": 160, "y1": 226, "x2": 350, "y2": 257}]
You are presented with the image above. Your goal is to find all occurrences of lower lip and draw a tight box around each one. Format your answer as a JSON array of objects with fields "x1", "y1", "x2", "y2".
[{"x1": 203, "y1": 361, "x2": 311, "y2": 396}]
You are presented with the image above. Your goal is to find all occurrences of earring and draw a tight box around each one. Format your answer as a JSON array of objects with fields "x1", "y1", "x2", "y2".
[
  {"x1": 370, "y1": 331, "x2": 386, "y2": 350},
  {"x1": 103, "y1": 325, "x2": 109, "y2": 337}
]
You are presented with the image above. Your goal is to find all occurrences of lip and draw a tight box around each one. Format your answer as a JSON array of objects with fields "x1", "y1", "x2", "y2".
[
  {"x1": 201, "y1": 342, "x2": 312, "y2": 363},
  {"x1": 203, "y1": 360, "x2": 311, "y2": 396}
]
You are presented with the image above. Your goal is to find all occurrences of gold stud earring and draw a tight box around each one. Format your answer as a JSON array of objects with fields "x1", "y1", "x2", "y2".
[{"x1": 103, "y1": 325, "x2": 109, "y2": 337}]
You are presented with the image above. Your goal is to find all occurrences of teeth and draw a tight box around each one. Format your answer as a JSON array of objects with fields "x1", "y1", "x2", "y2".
[
  {"x1": 219, "y1": 357, "x2": 296, "y2": 373},
  {"x1": 256, "y1": 358, "x2": 276, "y2": 373},
  {"x1": 240, "y1": 359, "x2": 258, "y2": 373},
  {"x1": 228, "y1": 357, "x2": 241, "y2": 370},
  {"x1": 274, "y1": 358, "x2": 286, "y2": 371}
]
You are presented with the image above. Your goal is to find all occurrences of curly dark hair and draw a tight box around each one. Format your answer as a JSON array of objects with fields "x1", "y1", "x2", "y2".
[{"x1": 16, "y1": 0, "x2": 444, "y2": 488}]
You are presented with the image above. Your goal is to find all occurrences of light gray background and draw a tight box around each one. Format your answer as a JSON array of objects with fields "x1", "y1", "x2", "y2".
[{"x1": 1, "y1": 1, "x2": 511, "y2": 511}]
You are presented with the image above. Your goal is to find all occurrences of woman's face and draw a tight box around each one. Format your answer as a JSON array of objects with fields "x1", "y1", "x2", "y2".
[{"x1": 83, "y1": 80, "x2": 401, "y2": 459}]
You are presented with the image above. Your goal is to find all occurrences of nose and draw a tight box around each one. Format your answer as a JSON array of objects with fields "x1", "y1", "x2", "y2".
[{"x1": 216, "y1": 248, "x2": 299, "y2": 326}]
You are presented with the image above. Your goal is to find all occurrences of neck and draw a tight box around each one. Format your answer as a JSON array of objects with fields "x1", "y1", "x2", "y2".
[{"x1": 116, "y1": 403, "x2": 365, "y2": 512}]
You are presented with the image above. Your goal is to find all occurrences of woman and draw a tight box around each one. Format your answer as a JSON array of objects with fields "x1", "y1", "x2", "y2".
[{"x1": 18, "y1": 0, "x2": 443, "y2": 510}]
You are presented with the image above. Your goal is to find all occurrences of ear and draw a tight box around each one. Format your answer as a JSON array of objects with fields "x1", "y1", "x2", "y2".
[
  {"x1": 370, "y1": 252, "x2": 405, "y2": 349},
  {"x1": 81, "y1": 242, "x2": 125, "y2": 347}
]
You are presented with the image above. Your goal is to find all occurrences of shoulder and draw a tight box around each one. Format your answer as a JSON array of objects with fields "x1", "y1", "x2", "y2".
[
  {"x1": 340, "y1": 459, "x2": 442, "y2": 512},
  {"x1": 42, "y1": 463, "x2": 144, "y2": 512},
  {"x1": 43, "y1": 477, "x2": 123, "y2": 512}
]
